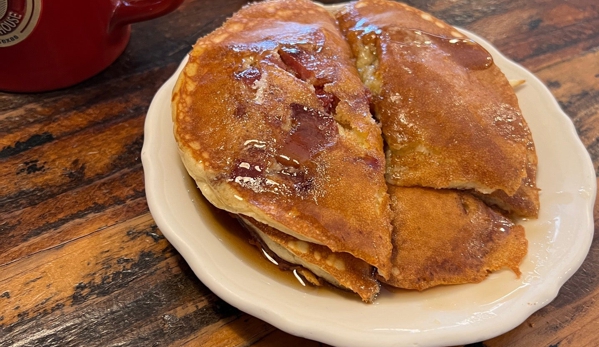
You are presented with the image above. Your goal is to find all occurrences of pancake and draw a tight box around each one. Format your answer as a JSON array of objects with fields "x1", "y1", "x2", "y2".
[
  {"x1": 172, "y1": 0, "x2": 393, "y2": 278},
  {"x1": 336, "y1": 0, "x2": 539, "y2": 217},
  {"x1": 384, "y1": 186, "x2": 528, "y2": 290},
  {"x1": 239, "y1": 216, "x2": 380, "y2": 303}
]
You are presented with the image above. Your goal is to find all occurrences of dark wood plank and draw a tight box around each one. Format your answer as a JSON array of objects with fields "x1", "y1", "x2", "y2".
[
  {"x1": 0, "y1": 169, "x2": 147, "y2": 265},
  {"x1": 0, "y1": 214, "x2": 243, "y2": 347},
  {"x1": 535, "y1": 50, "x2": 599, "y2": 172}
]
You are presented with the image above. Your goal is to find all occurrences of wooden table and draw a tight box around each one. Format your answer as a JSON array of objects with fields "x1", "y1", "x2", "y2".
[{"x1": 1, "y1": 0, "x2": 598, "y2": 346}]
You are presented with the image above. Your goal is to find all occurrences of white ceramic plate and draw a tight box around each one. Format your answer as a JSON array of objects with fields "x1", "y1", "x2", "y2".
[{"x1": 142, "y1": 27, "x2": 596, "y2": 347}]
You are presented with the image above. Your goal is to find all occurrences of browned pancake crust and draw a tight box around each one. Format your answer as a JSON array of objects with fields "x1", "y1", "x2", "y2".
[
  {"x1": 241, "y1": 216, "x2": 380, "y2": 303},
  {"x1": 172, "y1": 0, "x2": 393, "y2": 277},
  {"x1": 383, "y1": 186, "x2": 527, "y2": 290},
  {"x1": 336, "y1": 0, "x2": 539, "y2": 217}
]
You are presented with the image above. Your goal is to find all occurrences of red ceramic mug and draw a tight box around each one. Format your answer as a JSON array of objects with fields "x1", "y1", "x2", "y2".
[{"x1": 0, "y1": 0, "x2": 184, "y2": 92}]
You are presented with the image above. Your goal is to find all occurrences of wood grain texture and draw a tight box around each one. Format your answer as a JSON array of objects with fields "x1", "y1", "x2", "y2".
[{"x1": 1, "y1": 0, "x2": 597, "y2": 346}]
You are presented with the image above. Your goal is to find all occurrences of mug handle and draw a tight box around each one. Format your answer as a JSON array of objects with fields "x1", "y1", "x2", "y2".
[{"x1": 111, "y1": 0, "x2": 185, "y2": 28}]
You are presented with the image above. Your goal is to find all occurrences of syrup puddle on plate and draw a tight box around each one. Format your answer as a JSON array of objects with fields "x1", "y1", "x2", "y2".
[{"x1": 182, "y1": 173, "x2": 359, "y2": 301}]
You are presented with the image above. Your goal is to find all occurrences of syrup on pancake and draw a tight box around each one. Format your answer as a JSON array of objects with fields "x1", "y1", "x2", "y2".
[
  {"x1": 336, "y1": 0, "x2": 539, "y2": 218},
  {"x1": 172, "y1": 0, "x2": 393, "y2": 279}
]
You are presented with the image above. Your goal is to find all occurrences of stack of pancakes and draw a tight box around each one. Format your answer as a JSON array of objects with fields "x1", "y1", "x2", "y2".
[{"x1": 172, "y1": 0, "x2": 538, "y2": 302}]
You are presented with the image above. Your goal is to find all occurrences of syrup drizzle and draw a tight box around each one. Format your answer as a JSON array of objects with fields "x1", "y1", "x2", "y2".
[
  {"x1": 413, "y1": 30, "x2": 493, "y2": 70},
  {"x1": 353, "y1": 22, "x2": 494, "y2": 71},
  {"x1": 279, "y1": 103, "x2": 338, "y2": 165}
]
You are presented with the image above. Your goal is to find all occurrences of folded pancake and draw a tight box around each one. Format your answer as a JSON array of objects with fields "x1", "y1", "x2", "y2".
[
  {"x1": 336, "y1": 0, "x2": 539, "y2": 217},
  {"x1": 239, "y1": 216, "x2": 380, "y2": 303},
  {"x1": 172, "y1": 0, "x2": 393, "y2": 277},
  {"x1": 384, "y1": 186, "x2": 527, "y2": 290}
]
